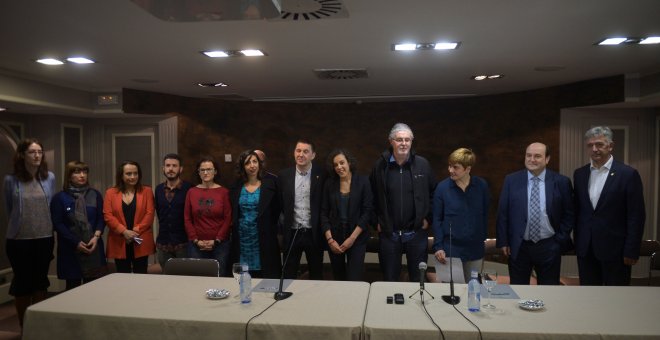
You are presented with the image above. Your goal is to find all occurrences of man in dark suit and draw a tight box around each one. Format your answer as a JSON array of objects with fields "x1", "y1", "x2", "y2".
[
  {"x1": 277, "y1": 139, "x2": 327, "y2": 279},
  {"x1": 496, "y1": 142, "x2": 574, "y2": 285},
  {"x1": 574, "y1": 126, "x2": 645, "y2": 286}
]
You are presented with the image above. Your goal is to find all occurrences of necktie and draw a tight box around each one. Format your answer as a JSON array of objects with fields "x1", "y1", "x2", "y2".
[{"x1": 528, "y1": 177, "x2": 541, "y2": 242}]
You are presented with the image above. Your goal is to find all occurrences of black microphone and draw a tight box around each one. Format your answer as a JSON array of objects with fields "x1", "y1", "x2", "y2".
[
  {"x1": 274, "y1": 227, "x2": 300, "y2": 300},
  {"x1": 442, "y1": 221, "x2": 460, "y2": 305},
  {"x1": 419, "y1": 262, "x2": 427, "y2": 291}
]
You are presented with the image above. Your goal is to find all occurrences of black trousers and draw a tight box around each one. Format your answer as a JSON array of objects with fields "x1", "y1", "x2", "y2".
[
  {"x1": 508, "y1": 238, "x2": 561, "y2": 285},
  {"x1": 578, "y1": 242, "x2": 631, "y2": 286},
  {"x1": 329, "y1": 242, "x2": 366, "y2": 281},
  {"x1": 283, "y1": 229, "x2": 324, "y2": 280}
]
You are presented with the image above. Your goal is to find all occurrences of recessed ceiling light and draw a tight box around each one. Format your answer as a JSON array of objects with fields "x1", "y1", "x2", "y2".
[
  {"x1": 597, "y1": 37, "x2": 628, "y2": 45},
  {"x1": 640, "y1": 36, "x2": 660, "y2": 44},
  {"x1": 393, "y1": 43, "x2": 417, "y2": 51},
  {"x1": 197, "y1": 82, "x2": 228, "y2": 87},
  {"x1": 472, "y1": 74, "x2": 503, "y2": 80},
  {"x1": 240, "y1": 49, "x2": 265, "y2": 57},
  {"x1": 66, "y1": 57, "x2": 95, "y2": 64},
  {"x1": 473, "y1": 75, "x2": 487, "y2": 80},
  {"x1": 36, "y1": 58, "x2": 64, "y2": 65},
  {"x1": 203, "y1": 51, "x2": 230, "y2": 58},
  {"x1": 487, "y1": 74, "x2": 503, "y2": 79},
  {"x1": 0, "y1": 107, "x2": 7, "y2": 112},
  {"x1": 434, "y1": 42, "x2": 459, "y2": 50}
]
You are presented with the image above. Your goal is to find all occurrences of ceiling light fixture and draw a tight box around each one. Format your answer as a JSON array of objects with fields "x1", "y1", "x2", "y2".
[
  {"x1": 640, "y1": 36, "x2": 660, "y2": 44},
  {"x1": 393, "y1": 42, "x2": 460, "y2": 51},
  {"x1": 596, "y1": 36, "x2": 659, "y2": 45},
  {"x1": 197, "y1": 82, "x2": 228, "y2": 87},
  {"x1": 202, "y1": 49, "x2": 266, "y2": 58},
  {"x1": 66, "y1": 57, "x2": 95, "y2": 64},
  {"x1": 472, "y1": 74, "x2": 504, "y2": 80},
  {"x1": 0, "y1": 107, "x2": 7, "y2": 112},
  {"x1": 36, "y1": 58, "x2": 64, "y2": 65}
]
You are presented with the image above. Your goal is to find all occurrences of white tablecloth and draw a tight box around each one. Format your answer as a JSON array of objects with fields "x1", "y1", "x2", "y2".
[
  {"x1": 23, "y1": 273, "x2": 370, "y2": 340},
  {"x1": 364, "y1": 281, "x2": 660, "y2": 340}
]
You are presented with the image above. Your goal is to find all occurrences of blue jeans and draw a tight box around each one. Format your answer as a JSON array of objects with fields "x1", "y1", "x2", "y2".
[
  {"x1": 187, "y1": 240, "x2": 230, "y2": 277},
  {"x1": 379, "y1": 229, "x2": 429, "y2": 282}
]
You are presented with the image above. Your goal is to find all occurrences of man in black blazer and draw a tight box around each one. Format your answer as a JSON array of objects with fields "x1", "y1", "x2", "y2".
[
  {"x1": 496, "y1": 143, "x2": 574, "y2": 285},
  {"x1": 574, "y1": 126, "x2": 645, "y2": 286},
  {"x1": 277, "y1": 139, "x2": 327, "y2": 279}
]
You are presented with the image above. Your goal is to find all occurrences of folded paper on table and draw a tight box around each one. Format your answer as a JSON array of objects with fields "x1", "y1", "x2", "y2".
[
  {"x1": 480, "y1": 284, "x2": 519, "y2": 299},
  {"x1": 252, "y1": 279, "x2": 293, "y2": 293},
  {"x1": 433, "y1": 256, "x2": 466, "y2": 284}
]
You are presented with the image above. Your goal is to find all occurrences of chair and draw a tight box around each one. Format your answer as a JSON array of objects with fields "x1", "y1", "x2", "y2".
[
  {"x1": 641, "y1": 240, "x2": 660, "y2": 285},
  {"x1": 162, "y1": 258, "x2": 220, "y2": 277}
]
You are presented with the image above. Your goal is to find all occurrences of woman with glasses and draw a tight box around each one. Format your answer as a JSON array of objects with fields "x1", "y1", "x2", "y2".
[
  {"x1": 51, "y1": 161, "x2": 107, "y2": 290},
  {"x1": 3, "y1": 139, "x2": 56, "y2": 328},
  {"x1": 229, "y1": 150, "x2": 281, "y2": 278},
  {"x1": 184, "y1": 157, "x2": 231, "y2": 276},
  {"x1": 321, "y1": 148, "x2": 373, "y2": 281},
  {"x1": 103, "y1": 160, "x2": 155, "y2": 274}
]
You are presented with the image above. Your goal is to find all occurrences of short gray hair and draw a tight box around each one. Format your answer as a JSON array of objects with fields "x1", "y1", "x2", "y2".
[
  {"x1": 388, "y1": 123, "x2": 414, "y2": 140},
  {"x1": 584, "y1": 126, "x2": 613, "y2": 143}
]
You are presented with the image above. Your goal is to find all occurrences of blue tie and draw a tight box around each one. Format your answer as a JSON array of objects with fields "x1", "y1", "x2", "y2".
[{"x1": 528, "y1": 177, "x2": 542, "y2": 242}]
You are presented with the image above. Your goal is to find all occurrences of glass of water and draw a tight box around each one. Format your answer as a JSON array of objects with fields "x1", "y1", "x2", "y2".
[
  {"x1": 481, "y1": 269, "x2": 498, "y2": 309},
  {"x1": 232, "y1": 263, "x2": 244, "y2": 282}
]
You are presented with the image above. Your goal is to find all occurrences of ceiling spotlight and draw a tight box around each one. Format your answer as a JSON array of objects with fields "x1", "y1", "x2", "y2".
[
  {"x1": 487, "y1": 74, "x2": 503, "y2": 79},
  {"x1": 393, "y1": 43, "x2": 417, "y2": 51},
  {"x1": 597, "y1": 37, "x2": 628, "y2": 45},
  {"x1": 640, "y1": 37, "x2": 660, "y2": 44},
  {"x1": 240, "y1": 49, "x2": 265, "y2": 57},
  {"x1": 472, "y1": 74, "x2": 503, "y2": 80},
  {"x1": 434, "y1": 42, "x2": 459, "y2": 50},
  {"x1": 0, "y1": 107, "x2": 7, "y2": 112},
  {"x1": 36, "y1": 58, "x2": 64, "y2": 65},
  {"x1": 473, "y1": 75, "x2": 487, "y2": 80},
  {"x1": 66, "y1": 57, "x2": 95, "y2": 64},
  {"x1": 203, "y1": 51, "x2": 230, "y2": 58}
]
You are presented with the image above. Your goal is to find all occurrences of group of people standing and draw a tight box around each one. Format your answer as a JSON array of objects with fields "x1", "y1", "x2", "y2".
[{"x1": 2, "y1": 123, "x2": 646, "y2": 329}]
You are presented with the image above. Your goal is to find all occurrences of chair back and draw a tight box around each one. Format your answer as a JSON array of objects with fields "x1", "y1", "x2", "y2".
[{"x1": 163, "y1": 258, "x2": 220, "y2": 277}]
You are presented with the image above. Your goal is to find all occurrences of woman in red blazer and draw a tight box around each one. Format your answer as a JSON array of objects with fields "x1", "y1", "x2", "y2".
[{"x1": 103, "y1": 161, "x2": 155, "y2": 273}]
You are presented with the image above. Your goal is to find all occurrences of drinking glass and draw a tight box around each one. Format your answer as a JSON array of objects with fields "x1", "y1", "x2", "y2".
[
  {"x1": 232, "y1": 263, "x2": 244, "y2": 282},
  {"x1": 481, "y1": 269, "x2": 498, "y2": 309}
]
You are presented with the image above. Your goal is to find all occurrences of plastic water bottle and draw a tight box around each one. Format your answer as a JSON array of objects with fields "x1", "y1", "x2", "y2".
[
  {"x1": 239, "y1": 264, "x2": 252, "y2": 304},
  {"x1": 467, "y1": 270, "x2": 480, "y2": 312}
]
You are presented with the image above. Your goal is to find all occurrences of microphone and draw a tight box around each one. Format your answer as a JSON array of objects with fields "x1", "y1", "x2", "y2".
[
  {"x1": 274, "y1": 227, "x2": 301, "y2": 300},
  {"x1": 442, "y1": 221, "x2": 460, "y2": 305},
  {"x1": 419, "y1": 262, "x2": 427, "y2": 291}
]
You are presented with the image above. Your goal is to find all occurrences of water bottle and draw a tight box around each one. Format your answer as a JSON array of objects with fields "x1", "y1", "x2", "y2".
[
  {"x1": 239, "y1": 264, "x2": 252, "y2": 304},
  {"x1": 467, "y1": 270, "x2": 480, "y2": 312}
]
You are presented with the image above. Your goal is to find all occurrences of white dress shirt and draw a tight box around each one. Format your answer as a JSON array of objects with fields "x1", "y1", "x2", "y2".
[{"x1": 588, "y1": 155, "x2": 613, "y2": 209}]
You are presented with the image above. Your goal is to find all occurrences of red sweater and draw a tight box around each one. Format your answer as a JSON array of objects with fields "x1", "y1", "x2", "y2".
[{"x1": 184, "y1": 186, "x2": 231, "y2": 241}]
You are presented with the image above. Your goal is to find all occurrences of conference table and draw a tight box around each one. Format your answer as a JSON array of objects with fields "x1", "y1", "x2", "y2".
[
  {"x1": 363, "y1": 282, "x2": 660, "y2": 339},
  {"x1": 23, "y1": 273, "x2": 370, "y2": 340}
]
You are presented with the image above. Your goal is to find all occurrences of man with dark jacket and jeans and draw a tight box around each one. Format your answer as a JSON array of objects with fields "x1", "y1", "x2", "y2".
[{"x1": 370, "y1": 123, "x2": 436, "y2": 281}]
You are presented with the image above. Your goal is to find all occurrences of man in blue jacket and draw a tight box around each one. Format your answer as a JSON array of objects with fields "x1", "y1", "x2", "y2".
[
  {"x1": 496, "y1": 143, "x2": 574, "y2": 285},
  {"x1": 573, "y1": 126, "x2": 645, "y2": 286}
]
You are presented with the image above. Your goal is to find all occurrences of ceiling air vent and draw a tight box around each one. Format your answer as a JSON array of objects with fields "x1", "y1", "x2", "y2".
[
  {"x1": 314, "y1": 68, "x2": 368, "y2": 80},
  {"x1": 275, "y1": 0, "x2": 348, "y2": 21}
]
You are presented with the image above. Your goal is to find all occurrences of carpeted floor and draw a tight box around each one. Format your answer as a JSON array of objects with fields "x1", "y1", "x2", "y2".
[{"x1": 0, "y1": 300, "x2": 20, "y2": 340}]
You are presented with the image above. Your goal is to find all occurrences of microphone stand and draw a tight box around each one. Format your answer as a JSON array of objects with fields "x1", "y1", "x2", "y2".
[
  {"x1": 409, "y1": 262, "x2": 435, "y2": 300},
  {"x1": 442, "y1": 221, "x2": 460, "y2": 305},
  {"x1": 274, "y1": 227, "x2": 300, "y2": 300}
]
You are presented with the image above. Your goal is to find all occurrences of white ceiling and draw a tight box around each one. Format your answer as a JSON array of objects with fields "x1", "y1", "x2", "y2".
[{"x1": 1, "y1": 0, "x2": 660, "y2": 110}]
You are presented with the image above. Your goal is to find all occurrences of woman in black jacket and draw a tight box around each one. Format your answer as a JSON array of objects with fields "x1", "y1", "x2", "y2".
[
  {"x1": 321, "y1": 148, "x2": 373, "y2": 281},
  {"x1": 229, "y1": 150, "x2": 281, "y2": 278}
]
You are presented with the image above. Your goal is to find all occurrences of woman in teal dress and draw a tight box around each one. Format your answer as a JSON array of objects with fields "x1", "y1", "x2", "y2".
[{"x1": 229, "y1": 150, "x2": 281, "y2": 278}]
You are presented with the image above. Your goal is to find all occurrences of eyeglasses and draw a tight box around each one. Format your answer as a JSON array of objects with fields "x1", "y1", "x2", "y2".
[{"x1": 198, "y1": 168, "x2": 216, "y2": 174}]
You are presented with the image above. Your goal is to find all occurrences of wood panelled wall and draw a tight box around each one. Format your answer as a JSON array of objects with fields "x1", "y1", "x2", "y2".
[{"x1": 124, "y1": 75, "x2": 624, "y2": 237}]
